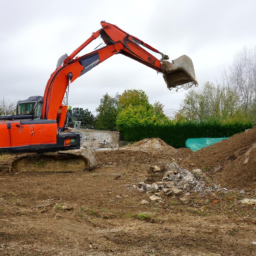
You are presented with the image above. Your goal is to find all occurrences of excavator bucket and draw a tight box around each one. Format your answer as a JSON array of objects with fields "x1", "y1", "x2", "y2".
[{"x1": 161, "y1": 55, "x2": 198, "y2": 89}]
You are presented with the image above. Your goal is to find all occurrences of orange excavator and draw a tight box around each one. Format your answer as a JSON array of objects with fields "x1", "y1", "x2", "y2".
[{"x1": 0, "y1": 21, "x2": 197, "y2": 153}]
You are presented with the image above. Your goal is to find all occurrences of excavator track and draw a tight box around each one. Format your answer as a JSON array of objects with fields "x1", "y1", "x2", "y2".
[{"x1": 0, "y1": 150, "x2": 95, "y2": 174}]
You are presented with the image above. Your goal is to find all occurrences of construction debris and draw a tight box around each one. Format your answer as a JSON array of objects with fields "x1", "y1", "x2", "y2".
[
  {"x1": 240, "y1": 199, "x2": 256, "y2": 205},
  {"x1": 133, "y1": 163, "x2": 215, "y2": 199}
]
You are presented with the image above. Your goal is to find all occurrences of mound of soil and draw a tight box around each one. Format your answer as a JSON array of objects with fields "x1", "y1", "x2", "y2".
[
  {"x1": 181, "y1": 127, "x2": 256, "y2": 190},
  {"x1": 123, "y1": 138, "x2": 177, "y2": 154},
  {"x1": 96, "y1": 138, "x2": 191, "y2": 167}
]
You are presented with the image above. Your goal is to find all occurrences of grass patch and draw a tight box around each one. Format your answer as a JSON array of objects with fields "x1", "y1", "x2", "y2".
[
  {"x1": 137, "y1": 213, "x2": 151, "y2": 221},
  {"x1": 55, "y1": 204, "x2": 63, "y2": 211}
]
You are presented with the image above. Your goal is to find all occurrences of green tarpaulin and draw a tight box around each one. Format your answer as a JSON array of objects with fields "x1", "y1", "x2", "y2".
[{"x1": 186, "y1": 138, "x2": 228, "y2": 151}]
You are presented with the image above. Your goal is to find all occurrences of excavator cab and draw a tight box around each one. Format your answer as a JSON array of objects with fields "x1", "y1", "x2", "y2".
[{"x1": 16, "y1": 96, "x2": 43, "y2": 119}]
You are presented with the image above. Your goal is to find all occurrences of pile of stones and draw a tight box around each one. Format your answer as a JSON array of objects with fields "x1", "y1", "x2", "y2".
[{"x1": 133, "y1": 163, "x2": 216, "y2": 202}]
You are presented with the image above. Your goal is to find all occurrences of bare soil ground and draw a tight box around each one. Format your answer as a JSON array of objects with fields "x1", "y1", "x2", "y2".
[
  {"x1": 1, "y1": 133, "x2": 256, "y2": 255},
  {"x1": 181, "y1": 127, "x2": 256, "y2": 190}
]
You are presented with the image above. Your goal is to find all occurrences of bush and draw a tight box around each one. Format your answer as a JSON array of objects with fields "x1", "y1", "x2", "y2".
[{"x1": 119, "y1": 120, "x2": 253, "y2": 148}]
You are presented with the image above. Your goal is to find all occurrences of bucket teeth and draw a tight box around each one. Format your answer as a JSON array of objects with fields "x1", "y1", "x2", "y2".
[{"x1": 161, "y1": 55, "x2": 198, "y2": 89}]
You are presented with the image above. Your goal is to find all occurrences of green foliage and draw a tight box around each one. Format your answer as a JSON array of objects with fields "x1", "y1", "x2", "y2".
[
  {"x1": 116, "y1": 105, "x2": 169, "y2": 129},
  {"x1": 95, "y1": 93, "x2": 118, "y2": 130},
  {"x1": 176, "y1": 82, "x2": 241, "y2": 122},
  {"x1": 55, "y1": 204, "x2": 63, "y2": 211},
  {"x1": 95, "y1": 90, "x2": 168, "y2": 131},
  {"x1": 137, "y1": 213, "x2": 150, "y2": 220},
  {"x1": 117, "y1": 89, "x2": 150, "y2": 110},
  {"x1": 119, "y1": 120, "x2": 253, "y2": 148},
  {"x1": 70, "y1": 108, "x2": 94, "y2": 128},
  {"x1": 116, "y1": 90, "x2": 169, "y2": 131}
]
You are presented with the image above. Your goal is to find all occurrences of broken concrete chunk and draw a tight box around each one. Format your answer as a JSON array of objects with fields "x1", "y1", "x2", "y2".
[
  {"x1": 165, "y1": 190, "x2": 173, "y2": 196},
  {"x1": 151, "y1": 183, "x2": 159, "y2": 191},
  {"x1": 152, "y1": 165, "x2": 161, "y2": 172},
  {"x1": 141, "y1": 200, "x2": 149, "y2": 205},
  {"x1": 171, "y1": 186, "x2": 183, "y2": 196},
  {"x1": 240, "y1": 198, "x2": 256, "y2": 205},
  {"x1": 192, "y1": 169, "x2": 203, "y2": 176},
  {"x1": 213, "y1": 166, "x2": 222, "y2": 172},
  {"x1": 62, "y1": 205, "x2": 74, "y2": 211},
  {"x1": 179, "y1": 197, "x2": 189, "y2": 203},
  {"x1": 149, "y1": 195, "x2": 162, "y2": 201},
  {"x1": 155, "y1": 191, "x2": 164, "y2": 197}
]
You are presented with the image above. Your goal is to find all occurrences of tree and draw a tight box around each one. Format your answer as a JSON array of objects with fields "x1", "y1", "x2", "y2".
[
  {"x1": 71, "y1": 107, "x2": 94, "y2": 128},
  {"x1": 222, "y1": 46, "x2": 256, "y2": 120},
  {"x1": 117, "y1": 89, "x2": 150, "y2": 111},
  {"x1": 95, "y1": 93, "x2": 118, "y2": 130},
  {"x1": 116, "y1": 90, "x2": 169, "y2": 129},
  {"x1": 116, "y1": 104, "x2": 169, "y2": 129},
  {"x1": 0, "y1": 98, "x2": 16, "y2": 116},
  {"x1": 95, "y1": 89, "x2": 169, "y2": 131},
  {"x1": 176, "y1": 82, "x2": 240, "y2": 122}
]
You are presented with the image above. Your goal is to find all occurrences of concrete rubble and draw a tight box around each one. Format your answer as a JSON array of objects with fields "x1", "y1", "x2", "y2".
[
  {"x1": 133, "y1": 163, "x2": 216, "y2": 200},
  {"x1": 240, "y1": 198, "x2": 256, "y2": 205}
]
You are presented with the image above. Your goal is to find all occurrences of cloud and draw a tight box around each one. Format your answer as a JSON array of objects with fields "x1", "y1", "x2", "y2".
[{"x1": 1, "y1": 0, "x2": 256, "y2": 114}]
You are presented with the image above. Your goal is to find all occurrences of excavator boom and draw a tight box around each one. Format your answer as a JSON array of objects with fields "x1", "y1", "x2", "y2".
[{"x1": 42, "y1": 21, "x2": 197, "y2": 120}]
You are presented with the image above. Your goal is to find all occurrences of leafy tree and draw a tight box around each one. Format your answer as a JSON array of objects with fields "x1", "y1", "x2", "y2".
[
  {"x1": 117, "y1": 89, "x2": 150, "y2": 111},
  {"x1": 221, "y1": 46, "x2": 256, "y2": 122},
  {"x1": 116, "y1": 104, "x2": 169, "y2": 129},
  {"x1": 176, "y1": 82, "x2": 240, "y2": 122},
  {"x1": 95, "y1": 89, "x2": 169, "y2": 131},
  {"x1": 71, "y1": 107, "x2": 94, "y2": 127},
  {"x1": 95, "y1": 93, "x2": 118, "y2": 130}
]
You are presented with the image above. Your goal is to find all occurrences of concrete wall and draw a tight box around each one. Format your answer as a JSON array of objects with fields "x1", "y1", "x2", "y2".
[{"x1": 72, "y1": 129, "x2": 119, "y2": 149}]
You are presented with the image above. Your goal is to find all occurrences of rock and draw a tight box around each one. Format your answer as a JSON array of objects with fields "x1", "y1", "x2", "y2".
[
  {"x1": 165, "y1": 190, "x2": 173, "y2": 197},
  {"x1": 155, "y1": 191, "x2": 164, "y2": 197},
  {"x1": 149, "y1": 195, "x2": 162, "y2": 201},
  {"x1": 240, "y1": 198, "x2": 256, "y2": 205},
  {"x1": 152, "y1": 165, "x2": 161, "y2": 172},
  {"x1": 133, "y1": 184, "x2": 146, "y2": 193},
  {"x1": 113, "y1": 174, "x2": 121, "y2": 180},
  {"x1": 141, "y1": 200, "x2": 149, "y2": 205},
  {"x1": 62, "y1": 205, "x2": 73, "y2": 211},
  {"x1": 165, "y1": 182, "x2": 173, "y2": 188},
  {"x1": 213, "y1": 166, "x2": 222, "y2": 172},
  {"x1": 192, "y1": 169, "x2": 203, "y2": 175},
  {"x1": 171, "y1": 186, "x2": 183, "y2": 196},
  {"x1": 151, "y1": 183, "x2": 159, "y2": 191},
  {"x1": 179, "y1": 197, "x2": 189, "y2": 203}
]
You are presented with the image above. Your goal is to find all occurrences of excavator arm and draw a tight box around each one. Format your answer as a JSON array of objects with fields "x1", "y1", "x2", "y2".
[{"x1": 42, "y1": 21, "x2": 197, "y2": 121}]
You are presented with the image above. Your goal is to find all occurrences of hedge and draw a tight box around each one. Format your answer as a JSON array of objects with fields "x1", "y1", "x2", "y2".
[{"x1": 119, "y1": 121, "x2": 253, "y2": 148}]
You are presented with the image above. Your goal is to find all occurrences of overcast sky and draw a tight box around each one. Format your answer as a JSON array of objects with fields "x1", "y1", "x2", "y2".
[{"x1": 1, "y1": 0, "x2": 256, "y2": 116}]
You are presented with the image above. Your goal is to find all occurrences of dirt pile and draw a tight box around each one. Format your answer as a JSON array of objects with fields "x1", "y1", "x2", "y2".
[
  {"x1": 122, "y1": 138, "x2": 177, "y2": 154},
  {"x1": 181, "y1": 127, "x2": 256, "y2": 190}
]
